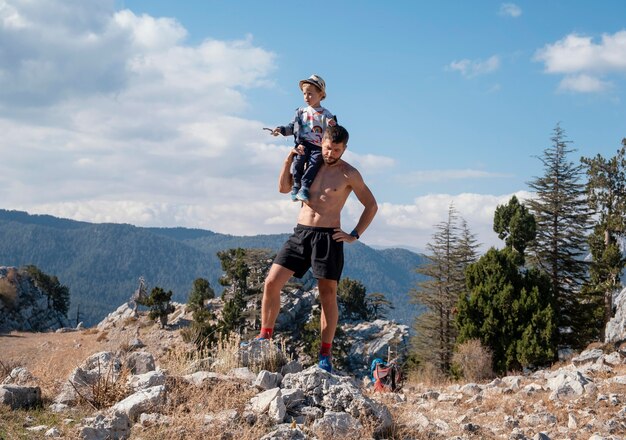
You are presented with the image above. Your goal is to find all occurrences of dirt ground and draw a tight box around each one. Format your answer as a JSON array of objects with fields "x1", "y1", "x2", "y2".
[
  {"x1": 0, "y1": 329, "x2": 108, "y2": 396},
  {"x1": 0, "y1": 310, "x2": 190, "y2": 399}
]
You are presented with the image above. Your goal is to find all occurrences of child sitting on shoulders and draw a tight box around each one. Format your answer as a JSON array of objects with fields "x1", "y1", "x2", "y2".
[{"x1": 272, "y1": 74, "x2": 337, "y2": 202}]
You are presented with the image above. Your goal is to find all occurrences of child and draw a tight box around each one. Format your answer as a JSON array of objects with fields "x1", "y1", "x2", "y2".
[{"x1": 272, "y1": 74, "x2": 337, "y2": 202}]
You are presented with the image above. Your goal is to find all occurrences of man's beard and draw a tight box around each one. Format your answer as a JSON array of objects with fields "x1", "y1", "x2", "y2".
[{"x1": 323, "y1": 154, "x2": 342, "y2": 165}]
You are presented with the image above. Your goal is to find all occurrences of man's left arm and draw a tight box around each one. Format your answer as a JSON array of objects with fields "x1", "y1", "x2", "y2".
[{"x1": 333, "y1": 169, "x2": 378, "y2": 243}]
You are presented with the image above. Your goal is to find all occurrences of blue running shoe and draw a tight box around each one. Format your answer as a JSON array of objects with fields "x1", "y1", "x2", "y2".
[
  {"x1": 296, "y1": 187, "x2": 310, "y2": 202},
  {"x1": 318, "y1": 354, "x2": 332, "y2": 373},
  {"x1": 290, "y1": 186, "x2": 299, "y2": 202}
]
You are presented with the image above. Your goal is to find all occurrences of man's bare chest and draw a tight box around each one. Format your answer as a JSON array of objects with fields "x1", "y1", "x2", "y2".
[{"x1": 311, "y1": 168, "x2": 349, "y2": 200}]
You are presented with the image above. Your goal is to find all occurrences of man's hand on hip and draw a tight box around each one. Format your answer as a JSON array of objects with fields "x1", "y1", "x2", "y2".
[{"x1": 332, "y1": 228, "x2": 358, "y2": 243}]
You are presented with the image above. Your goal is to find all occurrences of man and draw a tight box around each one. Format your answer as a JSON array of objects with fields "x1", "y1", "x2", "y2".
[{"x1": 257, "y1": 125, "x2": 378, "y2": 372}]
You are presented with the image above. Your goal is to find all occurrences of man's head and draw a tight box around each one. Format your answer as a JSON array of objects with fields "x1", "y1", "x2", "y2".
[{"x1": 321, "y1": 125, "x2": 349, "y2": 165}]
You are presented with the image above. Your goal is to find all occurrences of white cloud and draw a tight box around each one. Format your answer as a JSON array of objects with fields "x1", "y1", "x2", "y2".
[
  {"x1": 499, "y1": 3, "x2": 522, "y2": 18},
  {"x1": 0, "y1": 1, "x2": 536, "y2": 255},
  {"x1": 0, "y1": 0, "x2": 282, "y2": 215},
  {"x1": 534, "y1": 30, "x2": 626, "y2": 93},
  {"x1": 448, "y1": 56, "x2": 500, "y2": 78},
  {"x1": 355, "y1": 191, "x2": 534, "y2": 252},
  {"x1": 558, "y1": 74, "x2": 611, "y2": 93},
  {"x1": 342, "y1": 151, "x2": 395, "y2": 174},
  {"x1": 398, "y1": 169, "x2": 512, "y2": 184}
]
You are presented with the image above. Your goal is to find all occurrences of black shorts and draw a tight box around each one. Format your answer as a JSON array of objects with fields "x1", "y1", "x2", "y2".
[{"x1": 274, "y1": 224, "x2": 344, "y2": 281}]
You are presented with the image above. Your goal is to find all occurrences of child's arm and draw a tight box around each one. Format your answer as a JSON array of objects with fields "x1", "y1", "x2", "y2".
[{"x1": 273, "y1": 108, "x2": 300, "y2": 137}]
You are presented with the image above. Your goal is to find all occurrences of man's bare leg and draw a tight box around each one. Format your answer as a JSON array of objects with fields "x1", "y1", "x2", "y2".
[
  {"x1": 260, "y1": 264, "x2": 295, "y2": 333},
  {"x1": 317, "y1": 278, "x2": 339, "y2": 345}
]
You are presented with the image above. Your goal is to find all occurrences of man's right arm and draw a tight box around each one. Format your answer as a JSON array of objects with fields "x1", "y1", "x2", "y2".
[{"x1": 278, "y1": 149, "x2": 296, "y2": 193}]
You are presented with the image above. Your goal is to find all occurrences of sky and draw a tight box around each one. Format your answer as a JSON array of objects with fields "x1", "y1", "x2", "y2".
[{"x1": 1, "y1": 0, "x2": 625, "y2": 253}]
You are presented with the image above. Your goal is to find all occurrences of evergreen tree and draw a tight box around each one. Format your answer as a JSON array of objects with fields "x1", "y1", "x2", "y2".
[
  {"x1": 493, "y1": 195, "x2": 536, "y2": 264},
  {"x1": 337, "y1": 277, "x2": 369, "y2": 321},
  {"x1": 457, "y1": 196, "x2": 557, "y2": 373},
  {"x1": 581, "y1": 140, "x2": 626, "y2": 340},
  {"x1": 24, "y1": 265, "x2": 70, "y2": 316},
  {"x1": 187, "y1": 277, "x2": 215, "y2": 313},
  {"x1": 527, "y1": 124, "x2": 591, "y2": 348},
  {"x1": 138, "y1": 286, "x2": 175, "y2": 328},
  {"x1": 410, "y1": 205, "x2": 477, "y2": 373},
  {"x1": 217, "y1": 248, "x2": 250, "y2": 335},
  {"x1": 366, "y1": 292, "x2": 394, "y2": 320},
  {"x1": 457, "y1": 248, "x2": 557, "y2": 373}
]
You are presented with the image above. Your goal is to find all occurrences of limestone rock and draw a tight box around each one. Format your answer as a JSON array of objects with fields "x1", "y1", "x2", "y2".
[
  {"x1": 78, "y1": 411, "x2": 131, "y2": 440},
  {"x1": 126, "y1": 370, "x2": 166, "y2": 391},
  {"x1": 123, "y1": 351, "x2": 155, "y2": 374},
  {"x1": 56, "y1": 352, "x2": 122, "y2": 405},
  {"x1": 254, "y1": 370, "x2": 283, "y2": 390},
  {"x1": 311, "y1": 411, "x2": 362, "y2": 437},
  {"x1": 111, "y1": 385, "x2": 166, "y2": 422},
  {"x1": 2, "y1": 367, "x2": 34, "y2": 385},
  {"x1": 0, "y1": 384, "x2": 41, "y2": 409},
  {"x1": 605, "y1": 287, "x2": 626, "y2": 344},
  {"x1": 0, "y1": 266, "x2": 70, "y2": 332}
]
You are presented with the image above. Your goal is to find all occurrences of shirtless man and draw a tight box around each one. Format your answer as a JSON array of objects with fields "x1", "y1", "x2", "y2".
[{"x1": 257, "y1": 125, "x2": 378, "y2": 372}]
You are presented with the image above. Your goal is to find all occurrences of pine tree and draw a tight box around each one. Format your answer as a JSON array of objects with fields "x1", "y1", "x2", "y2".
[
  {"x1": 457, "y1": 248, "x2": 556, "y2": 373},
  {"x1": 187, "y1": 277, "x2": 215, "y2": 313},
  {"x1": 139, "y1": 286, "x2": 175, "y2": 328},
  {"x1": 410, "y1": 205, "x2": 477, "y2": 373},
  {"x1": 366, "y1": 292, "x2": 394, "y2": 319},
  {"x1": 337, "y1": 277, "x2": 369, "y2": 321},
  {"x1": 581, "y1": 140, "x2": 626, "y2": 340},
  {"x1": 217, "y1": 248, "x2": 250, "y2": 335},
  {"x1": 527, "y1": 124, "x2": 591, "y2": 348},
  {"x1": 24, "y1": 265, "x2": 70, "y2": 316},
  {"x1": 457, "y1": 196, "x2": 556, "y2": 373},
  {"x1": 493, "y1": 195, "x2": 536, "y2": 264}
]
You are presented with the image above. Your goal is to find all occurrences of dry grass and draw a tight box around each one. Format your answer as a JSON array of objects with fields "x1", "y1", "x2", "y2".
[
  {"x1": 131, "y1": 376, "x2": 268, "y2": 439},
  {"x1": 452, "y1": 339, "x2": 495, "y2": 382},
  {"x1": 404, "y1": 362, "x2": 453, "y2": 388}
]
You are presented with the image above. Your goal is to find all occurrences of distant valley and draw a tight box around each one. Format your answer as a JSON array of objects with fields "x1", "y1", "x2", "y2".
[{"x1": 0, "y1": 209, "x2": 427, "y2": 327}]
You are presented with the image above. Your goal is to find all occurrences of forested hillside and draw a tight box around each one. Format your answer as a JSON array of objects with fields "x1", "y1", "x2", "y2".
[{"x1": 0, "y1": 210, "x2": 426, "y2": 326}]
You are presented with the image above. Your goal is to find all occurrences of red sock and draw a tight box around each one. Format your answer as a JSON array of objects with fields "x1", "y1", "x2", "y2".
[
  {"x1": 320, "y1": 342, "x2": 332, "y2": 356},
  {"x1": 259, "y1": 328, "x2": 273, "y2": 339}
]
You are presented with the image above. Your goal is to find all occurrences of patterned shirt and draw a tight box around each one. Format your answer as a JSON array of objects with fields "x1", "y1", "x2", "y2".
[{"x1": 280, "y1": 106, "x2": 337, "y2": 147}]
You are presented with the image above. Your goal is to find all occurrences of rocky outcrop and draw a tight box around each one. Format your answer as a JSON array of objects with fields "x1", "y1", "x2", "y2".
[
  {"x1": 343, "y1": 319, "x2": 409, "y2": 376},
  {"x1": 0, "y1": 384, "x2": 41, "y2": 409},
  {"x1": 606, "y1": 286, "x2": 626, "y2": 344},
  {"x1": 0, "y1": 266, "x2": 70, "y2": 332}
]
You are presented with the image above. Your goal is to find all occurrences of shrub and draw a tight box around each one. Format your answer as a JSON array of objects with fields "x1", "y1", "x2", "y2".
[{"x1": 452, "y1": 339, "x2": 495, "y2": 382}]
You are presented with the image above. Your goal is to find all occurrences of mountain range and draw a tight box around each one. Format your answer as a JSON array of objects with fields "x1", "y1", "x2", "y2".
[{"x1": 0, "y1": 209, "x2": 427, "y2": 327}]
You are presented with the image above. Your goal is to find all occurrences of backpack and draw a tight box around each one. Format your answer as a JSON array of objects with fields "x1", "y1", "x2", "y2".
[{"x1": 370, "y1": 358, "x2": 402, "y2": 392}]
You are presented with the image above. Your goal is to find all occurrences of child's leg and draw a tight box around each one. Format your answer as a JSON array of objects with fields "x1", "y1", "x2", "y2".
[
  {"x1": 300, "y1": 146, "x2": 323, "y2": 190},
  {"x1": 291, "y1": 153, "x2": 305, "y2": 189}
]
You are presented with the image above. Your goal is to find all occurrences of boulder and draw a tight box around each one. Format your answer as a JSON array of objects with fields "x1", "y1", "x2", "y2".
[
  {"x1": 111, "y1": 385, "x2": 166, "y2": 422},
  {"x1": 2, "y1": 367, "x2": 34, "y2": 385},
  {"x1": 312, "y1": 411, "x2": 362, "y2": 437},
  {"x1": 123, "y1": 352, "x2": 155, "y2": 374},
  {"x1": 78, "y1": 411, "x2": 131, "y2": 440},
  {"x1": 254, "y1": 370, "x2": 283, "y2": 390},
  {"x1": 606, "y1": 287, "x2": 626, "y2": 344},
  {"x1": 281, "y1": 366, "x2": 392, "y2": 434},
  {"x1": 56, "y1": 352, "x2": 122, "y2": 405},
  {"x1": 126, "y1": 370, "x2": 166, "y2": 391},
  {"x1": 0, "y1": 384, "x2": 41, "y2": 409}
]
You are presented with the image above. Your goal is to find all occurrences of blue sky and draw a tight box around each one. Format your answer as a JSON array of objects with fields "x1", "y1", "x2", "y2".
[{"x1": 1, "y1": 0, "x2": 625, "y2": 251}]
